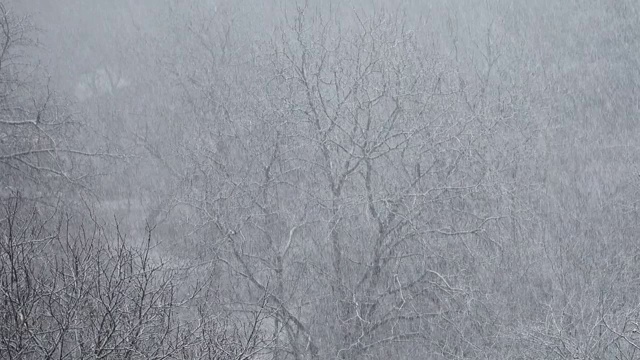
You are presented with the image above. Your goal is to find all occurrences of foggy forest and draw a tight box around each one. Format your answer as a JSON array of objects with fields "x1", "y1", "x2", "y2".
[{"x1": 1, "y1": 0, "x2": 640, "y2": 359}]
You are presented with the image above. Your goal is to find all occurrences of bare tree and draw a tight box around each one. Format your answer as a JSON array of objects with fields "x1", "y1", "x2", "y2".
[
  {"x1": 157, "y1": 3, "x2": 531, "y2": 359},
  {"x1": 0, "y1": 3, "x2": 122, "y2": 206},
  {"x1": 0, "y1": 192, "x2": 273, "y2": 359}
]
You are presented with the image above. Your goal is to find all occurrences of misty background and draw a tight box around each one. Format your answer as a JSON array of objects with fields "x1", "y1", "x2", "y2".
[{"x1": 1, "y1": 0, "x2": 639, "y2": 359}]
